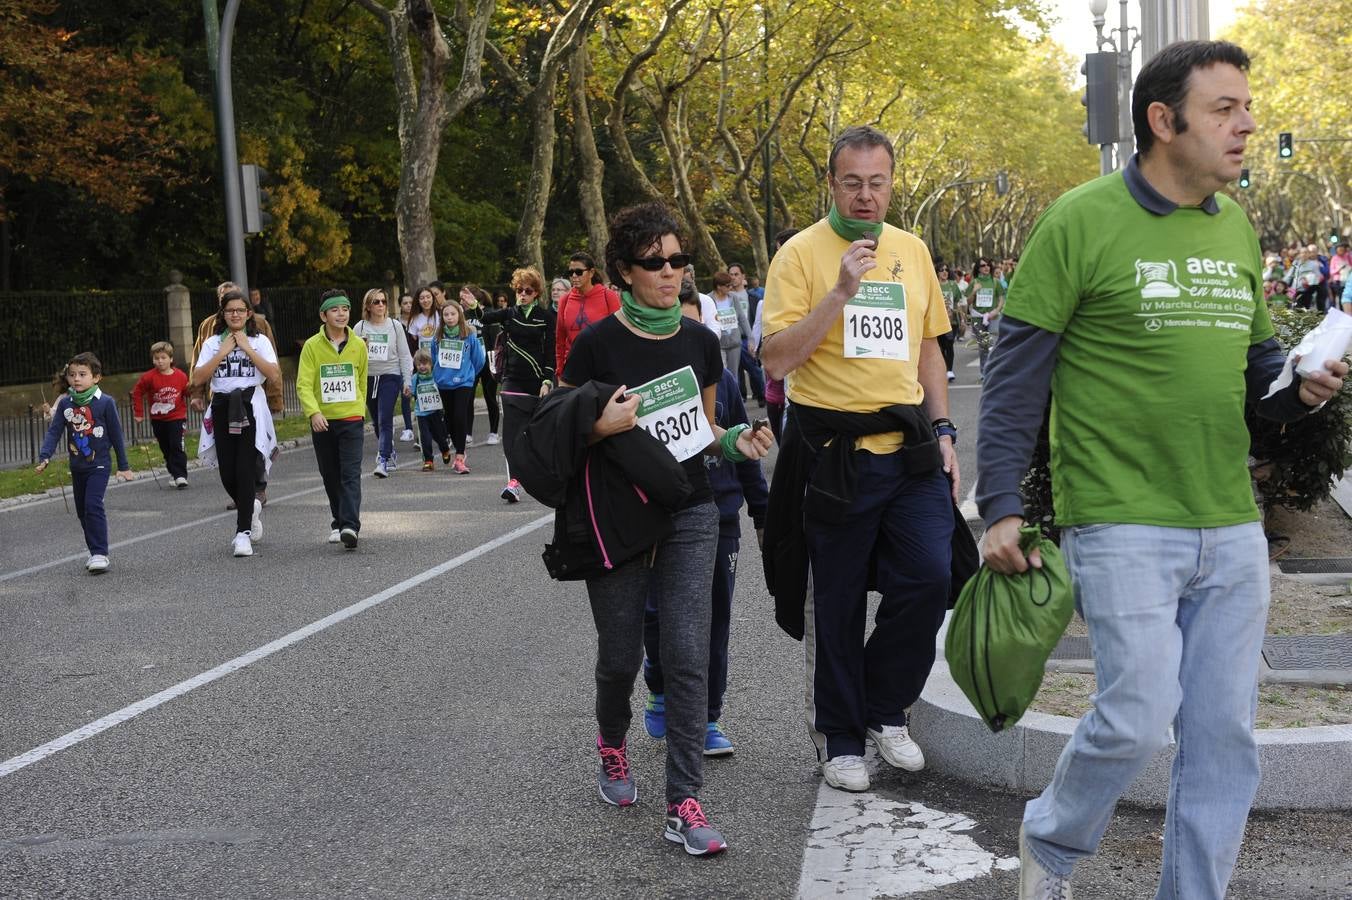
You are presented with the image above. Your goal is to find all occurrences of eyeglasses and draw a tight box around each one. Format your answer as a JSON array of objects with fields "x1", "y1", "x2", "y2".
[
  {"x1": 222, "y1": 307, "x2": 250, "y2": 315},
  {"x1": 836, "y1": 177, "x2": 890, "y2": 194},
  {"x1": 627, "y1": 253, "x2": 692, "y2": 272},
  {"x1": 370, "y1": 298, "x2": 387, "y2": 305},
  {"x1": 568, "y1": 268, "x2": 588, "y2": 277},
  {"x1": 516, "y1": 287, "x2": 537, "y2": 295}
]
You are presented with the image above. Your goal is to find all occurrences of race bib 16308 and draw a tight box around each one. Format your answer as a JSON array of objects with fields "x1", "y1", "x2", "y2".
[{"x1": 843, "y1": 281, "x2": 909, "y2": 360}]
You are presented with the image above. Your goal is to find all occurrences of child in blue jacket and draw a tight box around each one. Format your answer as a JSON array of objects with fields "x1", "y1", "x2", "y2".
[
  {"x1": 431, "y1": 300, "x2": 486, "y2": 473},
  {"x1": 36, "y1": 353, "x2": 134, "y2": 573},
  {"x1": 641, "y1": 340, "x2": 770, "y2": 756}
]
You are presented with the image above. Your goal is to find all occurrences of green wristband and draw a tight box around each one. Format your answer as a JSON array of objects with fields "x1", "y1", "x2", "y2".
[{"x1": 720, "y1": 423, "x2": 750, "y2": 462}]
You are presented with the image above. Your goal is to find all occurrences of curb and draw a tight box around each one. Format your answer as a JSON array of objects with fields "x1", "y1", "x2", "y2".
[
  {"x1": 0, "y1": 436, "x2": 312, "y2": 512},
  {"x1": 911, "y1": 612, "x2": 1352, "y2": 810}
]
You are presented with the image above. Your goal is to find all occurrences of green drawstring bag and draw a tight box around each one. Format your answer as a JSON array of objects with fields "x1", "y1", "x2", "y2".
[{"x1": 945, "y1": 525, "x2": 1075, "y2": 733}]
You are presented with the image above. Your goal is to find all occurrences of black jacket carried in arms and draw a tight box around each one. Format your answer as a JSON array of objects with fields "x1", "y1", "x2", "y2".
[{"x1": 509, "y1": 381, "x2": 692, "y2": 581}]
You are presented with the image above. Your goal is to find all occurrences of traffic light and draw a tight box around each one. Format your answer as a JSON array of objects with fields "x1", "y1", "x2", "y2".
[
  {"x1": 1081, "y1": 53, "x2": 1118, "y2": 146},
  {"x1": 1238, "y1": 168, "x2": 1251, "y2": 189},
  {"x1": 1278, "y1": 132, "x2": 1293, "y2": 158},
  {"x1": 241, "y1": 164, "x2": 273, "y2": 234},
  {"x1": 995, "y1": 171, "x2": 1010, "y2": 196}
]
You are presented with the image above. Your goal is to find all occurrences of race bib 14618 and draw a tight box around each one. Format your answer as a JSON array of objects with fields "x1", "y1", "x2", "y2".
[
  {"x1": 631, "y1": 365, "x2": 714, "y2": 462},
  {"x1": 843, "y1": 281, "x2": 909, "y2": 360}
]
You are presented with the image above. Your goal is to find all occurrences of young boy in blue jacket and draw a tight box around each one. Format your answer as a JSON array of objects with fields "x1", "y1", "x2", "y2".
[
  {"x1": 36, "y1": 353, "x2": 134, "y2": 573},
  {"x1": 641, "y1": 288, "x2": 770, "y2": 755}
]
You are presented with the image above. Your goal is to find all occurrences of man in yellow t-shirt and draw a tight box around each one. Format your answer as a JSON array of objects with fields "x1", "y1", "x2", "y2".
[{"x1": 761, "y1": 125, "x2": 958, "y2": 794}]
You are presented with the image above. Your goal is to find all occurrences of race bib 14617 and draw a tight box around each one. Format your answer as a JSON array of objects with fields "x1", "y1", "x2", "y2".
[
  {"x1": 843, "y1": 281, "x2": 909, "y2": 360},
  {"x1": 631, "y1": 365, "x2": 714, "y2": 462}
]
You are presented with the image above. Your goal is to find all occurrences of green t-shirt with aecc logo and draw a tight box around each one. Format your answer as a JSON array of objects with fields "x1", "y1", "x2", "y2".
[{"x1": 1004, "y1": 172, "x2": 1272, "y2": 528}]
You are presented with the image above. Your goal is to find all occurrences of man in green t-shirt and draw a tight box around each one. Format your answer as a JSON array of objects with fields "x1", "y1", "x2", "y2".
[{"x1": 975, "y1": 41, "x2": 1346, "y2": 900}]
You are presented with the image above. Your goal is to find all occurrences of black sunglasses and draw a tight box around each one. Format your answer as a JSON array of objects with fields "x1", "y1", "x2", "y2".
[
  {"x1": 568, "y1": 268, "x2": 589, "y2": 276},
  {"x1": 627, "y1": 253, "x2": 692, "y2": 272}
]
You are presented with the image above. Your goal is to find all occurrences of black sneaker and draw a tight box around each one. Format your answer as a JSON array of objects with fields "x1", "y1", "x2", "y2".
[{"x1": 664, "y1": 798, "x2": 726, "y2": 856}]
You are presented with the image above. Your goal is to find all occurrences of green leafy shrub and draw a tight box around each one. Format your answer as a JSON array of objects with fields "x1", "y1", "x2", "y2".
[{"x1": 1246, "y1": 308, "x2": 1352, "y2": 511}]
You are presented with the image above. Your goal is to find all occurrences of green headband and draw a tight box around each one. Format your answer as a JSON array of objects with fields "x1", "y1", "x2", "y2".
[{"x1": 319, "y1": 295, "x2": 351, "y2": 313}]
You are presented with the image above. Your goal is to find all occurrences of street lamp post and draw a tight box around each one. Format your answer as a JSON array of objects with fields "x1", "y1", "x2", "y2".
[{"x1": 1089, "y1": 0, "x2": 1141, "y2": 172}]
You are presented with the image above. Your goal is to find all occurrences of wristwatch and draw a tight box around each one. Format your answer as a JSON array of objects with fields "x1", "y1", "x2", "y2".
[{"x1": 932, "y1": 417, "x2": 958, "y2": 444}]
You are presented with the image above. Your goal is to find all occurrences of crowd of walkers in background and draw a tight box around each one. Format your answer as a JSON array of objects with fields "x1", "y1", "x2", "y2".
[{"x1": 1262, "y1": 241, "x2": 1352, "y2": 312}]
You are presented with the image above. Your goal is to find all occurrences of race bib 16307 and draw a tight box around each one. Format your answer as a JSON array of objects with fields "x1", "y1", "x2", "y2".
[{"x1": 631, "y1": 365, "x2": 714, "y2": 462}]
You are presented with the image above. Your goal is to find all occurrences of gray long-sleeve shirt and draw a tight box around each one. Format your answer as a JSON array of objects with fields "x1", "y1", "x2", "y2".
[{"x1": 353, "y1": 317, "x2": 414, "y2": 388}]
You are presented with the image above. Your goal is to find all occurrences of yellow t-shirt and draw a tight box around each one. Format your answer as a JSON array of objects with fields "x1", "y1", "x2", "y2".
[{"x1": 762, "y1": 218, "x2": 950, "y2": 453}]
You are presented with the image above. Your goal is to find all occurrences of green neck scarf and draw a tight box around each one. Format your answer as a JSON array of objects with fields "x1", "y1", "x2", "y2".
[
  {"x1": 827, "y1": 203, "x2": 882, "y2": 244},
  {"x1": 517, "y1": 301, "x2": 537, "y2": 316},
  {"x1": 68, "y1": 385, "x2": 98, "y2": 405},
  {"x1": 620, "y1": 290, "x2": 682, "y2": 336}
]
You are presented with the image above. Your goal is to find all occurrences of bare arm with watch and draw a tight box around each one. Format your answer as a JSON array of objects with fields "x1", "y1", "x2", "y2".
[{"x1": 917, "y1": 337, "x2": 960, "y2": 502}]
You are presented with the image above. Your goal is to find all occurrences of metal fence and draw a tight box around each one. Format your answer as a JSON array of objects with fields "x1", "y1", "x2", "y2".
[{"x1": 0, "y1": 378, "x2": 305, "y2": 469}]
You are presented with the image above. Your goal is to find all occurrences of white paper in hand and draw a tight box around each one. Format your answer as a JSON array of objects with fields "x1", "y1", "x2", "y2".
[{"x1": 1263, "y1": 308, "x2": 1352, "y2": 400}]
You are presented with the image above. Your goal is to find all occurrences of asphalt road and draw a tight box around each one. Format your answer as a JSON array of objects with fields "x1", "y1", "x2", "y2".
[{"x1": 2, "y1": 344, "x2": 1349, "y2": 899}]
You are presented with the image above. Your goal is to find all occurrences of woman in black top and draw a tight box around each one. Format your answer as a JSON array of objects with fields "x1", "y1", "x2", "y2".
[
  {"x1": 559, "y1": 202, "x2": 772, "y2": 857},
  {"x1": 478, "y1": 267, "x2": 556, "y2": 503}
]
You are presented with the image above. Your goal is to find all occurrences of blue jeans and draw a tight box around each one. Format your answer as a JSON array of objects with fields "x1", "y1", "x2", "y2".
[
  {"x1": 1023, "y1": 522, "x2": 1268, "y2": 900},
  {"x1": 739, "y1": 342, "x2": 765, "y2": 402},
  {"x1": 366, "y1": 374, "x2": 402, "y2": 462}
]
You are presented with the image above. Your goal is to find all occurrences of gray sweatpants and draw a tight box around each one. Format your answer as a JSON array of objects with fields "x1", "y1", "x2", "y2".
[{"x1": 586, "y1": 501, "x2": 719, "y2": 805}]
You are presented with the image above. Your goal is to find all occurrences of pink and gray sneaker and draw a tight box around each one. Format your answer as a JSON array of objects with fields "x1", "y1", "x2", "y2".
[
  {"x1": 596, "y1": 735, "x2": 636, "y2": 807},
  {"x1": 664, "y1": 798, "x2": 727, "y2": 856},
  {"x1": 500, "y1": 478, "x2": 522, "y2": 503}
]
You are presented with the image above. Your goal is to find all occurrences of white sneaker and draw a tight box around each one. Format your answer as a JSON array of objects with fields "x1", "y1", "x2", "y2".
[
  {"x1": 1019, "y1": 826, "x2": 1073, "y2": 899},
  {"x1": 485, "y1": 432, "x2": 500, "y2": 445},
  {"x1": 328, "y1": 529, "x2": 341, "y2": 544},
  {"x1": 868, "y1": 724, "x2": 925, "y2": 771},
  {"x1": 339, "y1": 527, "x2": 358, "y2": 550},
  {"x1": 250, "y1": 498, "x2": 263, "y2": 542},
  {"x1": 465, "y1": 434, "x2": 474, "y2": 446},
  {"x1": 387, "y1": 450, "x2": 397, "y2": 471},
  {"x1": 86, "y1": 554, "x2": 110, "y2": 573},
  {"x1": 173, "y1": 476, "x2": 188, "y2": 489},
  {"x1": 398, "y1": 428, "x2": 414, "y2": 443},
  {"x1": 821, "y1": 754, "x2": 870, "y2": 792},
  {"x1": 946, "y1": 370, "x2": 956, "y2": 382},
  {"x1": 232, "y1": 532, "x2": 254, "y2": 557},
  {"x1": 373, "y1": 459, "x2": 389, "y2": 478}
]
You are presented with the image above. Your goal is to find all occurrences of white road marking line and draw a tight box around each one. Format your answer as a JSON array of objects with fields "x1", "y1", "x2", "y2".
[
  {"x1": 0, "y1": 513, "x2": 551, "y2": 779},
  {"x1": 966, "y1": 358, "x2": 980, "y2": 367},
  {"x1": 0, "y1": 484, "x2": 331, "y2": 584},
  {"x1": 797, "y1": 782, "x2": 1018, "y2": 898}
]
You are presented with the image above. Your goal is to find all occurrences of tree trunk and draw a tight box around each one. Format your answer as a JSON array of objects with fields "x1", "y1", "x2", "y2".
[
  {"x1": 358, "y1": 0, "x2": 490, "y2": 288},
  {"x1": 656, "y1": 98, "x2": 723, "y2": 273},
  {"x1": 568, "y1": 42, "x2": 608, "y2": 258},
  {"x1": 515, "y1": 71, "x2": 561, "y2": 274}
]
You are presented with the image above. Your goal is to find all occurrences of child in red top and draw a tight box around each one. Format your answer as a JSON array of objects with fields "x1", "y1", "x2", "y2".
[{"x1": 131, "y1": 340, "x2": 191, "y2": 487}]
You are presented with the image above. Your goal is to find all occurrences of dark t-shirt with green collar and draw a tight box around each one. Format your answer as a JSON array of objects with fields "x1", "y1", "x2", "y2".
[{"x1": 1004, "y1": 164, "x2": 1272, "y2": 528}]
